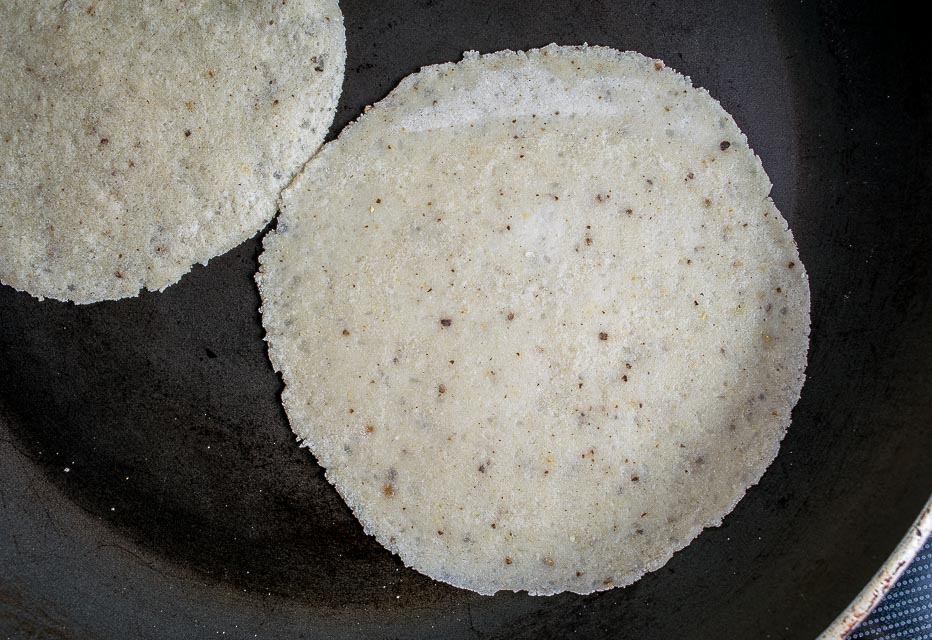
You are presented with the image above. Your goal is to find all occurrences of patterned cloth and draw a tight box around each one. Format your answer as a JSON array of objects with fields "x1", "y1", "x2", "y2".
[{"x1": 849, "y1": 539, "x2": 932, "y2": 639}]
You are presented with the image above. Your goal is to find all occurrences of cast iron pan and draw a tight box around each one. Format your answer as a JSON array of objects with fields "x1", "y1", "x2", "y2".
[{"x1": 1, "y1": 1, "x2": 930, "y2": 638}]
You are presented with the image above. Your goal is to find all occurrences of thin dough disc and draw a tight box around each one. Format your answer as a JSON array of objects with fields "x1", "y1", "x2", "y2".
[
  {"x1": 0, "y1": 0, "x2": 345, "y2": 303},
  {"x1": 258, "y1": 44, "x2": 810, "y2": 595}
]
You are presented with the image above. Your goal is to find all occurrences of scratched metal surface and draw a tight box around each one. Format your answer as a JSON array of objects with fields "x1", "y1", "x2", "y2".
[{"x1": 1, "y1": 1, "x2": 930, "y2": 638}]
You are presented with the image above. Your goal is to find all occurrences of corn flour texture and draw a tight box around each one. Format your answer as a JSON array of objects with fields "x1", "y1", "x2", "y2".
[{"x1": 258, "y1": 45, "x2": 810, "y2": 595}]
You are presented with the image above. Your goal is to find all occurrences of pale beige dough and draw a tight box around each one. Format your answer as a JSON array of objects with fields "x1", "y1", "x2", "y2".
[
  {"x1": 0, "y1": 0, "x2": 345, "y2": 303},
  {"x1": 258, "y1": 44, "x2": 810, "y2": 595}
]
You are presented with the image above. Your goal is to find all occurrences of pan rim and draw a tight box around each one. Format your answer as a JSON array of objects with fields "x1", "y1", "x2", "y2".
[{"x1": 818, "y1": 495, "x2": 932, "y2": 639}]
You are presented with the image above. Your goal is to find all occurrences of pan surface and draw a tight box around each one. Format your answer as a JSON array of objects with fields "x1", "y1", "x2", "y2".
[{"x1": 1, "y1": 1, "x2": 930, "y2": 638}]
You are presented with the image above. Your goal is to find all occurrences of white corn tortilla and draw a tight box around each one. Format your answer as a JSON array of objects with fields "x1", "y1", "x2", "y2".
[
  {"x1": 0, "y1": 0, "x2": 345, "y2": 303},
  {"x1": 258, "y1": 44, "x2": 811, "y2": 595}
]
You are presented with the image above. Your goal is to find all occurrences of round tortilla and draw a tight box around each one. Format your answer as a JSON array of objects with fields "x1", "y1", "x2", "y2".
[
  {"x1": 258, "y1": 44, "x2": 810, "y2": 595},
  {"x1": 0, "y1": 0, "x2": 345, "y2": 303}
]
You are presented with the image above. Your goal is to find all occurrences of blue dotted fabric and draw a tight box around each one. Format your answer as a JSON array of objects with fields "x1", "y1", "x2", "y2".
[{"x1": 849, "y1": 538, "x2": 932, "y2": 639}]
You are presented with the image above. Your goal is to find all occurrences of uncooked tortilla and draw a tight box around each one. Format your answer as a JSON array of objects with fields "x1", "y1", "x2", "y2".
[
  {"x1": 258, "y1": 44, "x2": 810, "y2": 595},
  {"x1": 0, "y1": 0, "x2": 345, "y2": 303}
]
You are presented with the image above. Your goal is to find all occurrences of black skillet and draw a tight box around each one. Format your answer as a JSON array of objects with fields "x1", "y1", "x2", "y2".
[{"x1": 2, "y1": 1, "x2": 930, "y2": 638}]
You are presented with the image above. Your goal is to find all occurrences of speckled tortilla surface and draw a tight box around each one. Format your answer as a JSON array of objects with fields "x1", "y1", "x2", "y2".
[
  {"x1": 0, "y1": 0, "x2": 345, "y2": 303},
  {"x1": 258, "y1": 44, "x2": 810, "y2": 596}
]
